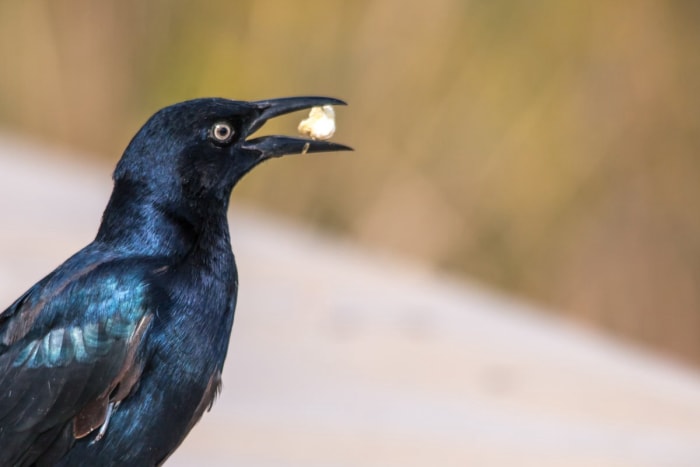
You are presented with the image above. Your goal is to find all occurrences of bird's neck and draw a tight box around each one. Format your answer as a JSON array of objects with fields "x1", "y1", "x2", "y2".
[{"x1": 95, "y1": 179, "x2": 232, "y2": 260}]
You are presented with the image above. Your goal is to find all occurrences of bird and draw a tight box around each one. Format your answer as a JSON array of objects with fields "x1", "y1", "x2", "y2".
[{"x1": 0, "y1": 96, "x2": 350, "y2": 466}]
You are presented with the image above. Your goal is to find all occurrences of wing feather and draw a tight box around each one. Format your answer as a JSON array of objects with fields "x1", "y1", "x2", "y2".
[{"x1": 0, "y1": 255, "x2": 158, "y2": 466}]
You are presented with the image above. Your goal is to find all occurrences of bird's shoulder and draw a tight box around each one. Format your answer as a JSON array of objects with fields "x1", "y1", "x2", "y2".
[
  {"x1": 0, "y1": 244, "x2": 175, "y2": 464},
  {"x1": 0, "y1": 243, "x2": 170, "y2": 358}
]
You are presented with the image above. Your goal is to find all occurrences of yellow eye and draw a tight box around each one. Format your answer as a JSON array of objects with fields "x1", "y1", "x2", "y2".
[{"x1": 211, "y1": 122, "x2": 234, "y2": 143}]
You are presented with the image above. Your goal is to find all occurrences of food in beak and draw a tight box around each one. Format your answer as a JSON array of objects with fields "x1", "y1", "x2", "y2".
[{"x1": 298, "y1": 105, "x2": 336, "y2": 141}]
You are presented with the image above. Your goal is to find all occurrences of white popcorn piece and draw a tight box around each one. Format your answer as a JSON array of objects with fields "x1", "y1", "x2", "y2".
[{"x1": 298, "y1": 105, "x2": 336, "y2": 140}]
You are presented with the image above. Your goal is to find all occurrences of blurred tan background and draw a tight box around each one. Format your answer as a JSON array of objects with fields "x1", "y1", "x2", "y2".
[{"x1": 1, "y1": 0, "x2": 699, "y2": 367}]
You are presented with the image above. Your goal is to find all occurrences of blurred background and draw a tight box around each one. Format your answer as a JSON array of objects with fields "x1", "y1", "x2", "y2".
[{"x1": 1, "y1": 0, "x2": 699, "y2": 366}]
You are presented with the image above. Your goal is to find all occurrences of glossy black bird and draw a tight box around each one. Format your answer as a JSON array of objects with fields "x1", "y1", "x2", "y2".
[{"x1": 0, "y1": 96, "x2": 350, "y2": 466}]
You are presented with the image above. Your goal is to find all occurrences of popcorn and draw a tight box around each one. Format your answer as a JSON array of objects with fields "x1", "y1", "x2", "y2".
[{"x1": 298, "y1": 105, "x2": 336, "y2": 140}]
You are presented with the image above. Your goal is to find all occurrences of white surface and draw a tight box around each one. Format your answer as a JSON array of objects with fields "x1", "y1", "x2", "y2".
[{"x1": 1, "y1": 134, "x2": 700, "y2": 466}]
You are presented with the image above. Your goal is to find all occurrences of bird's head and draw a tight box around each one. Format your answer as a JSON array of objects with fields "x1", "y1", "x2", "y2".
[{"x1": 114, "y1": 96, "x2": 350, "y2": 204}]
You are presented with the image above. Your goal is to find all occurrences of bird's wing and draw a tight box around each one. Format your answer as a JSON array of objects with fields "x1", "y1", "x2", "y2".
[{"x1": 0, "y1": 256, "x2": 157, "y2": 466}]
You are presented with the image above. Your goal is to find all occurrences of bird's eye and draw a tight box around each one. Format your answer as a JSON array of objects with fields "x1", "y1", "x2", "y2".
[{"x1": 210, "y1": 122, "x2": 234, "y2": 144}]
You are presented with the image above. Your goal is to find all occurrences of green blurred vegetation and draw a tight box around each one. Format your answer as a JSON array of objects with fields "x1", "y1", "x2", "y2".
[{"x1": 1, "y1": 1, "x2": 700, "y2": 364}]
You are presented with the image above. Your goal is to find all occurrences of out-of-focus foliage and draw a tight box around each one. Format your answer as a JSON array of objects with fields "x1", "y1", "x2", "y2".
[{"x1": 1, "y1": 1, "x2": 699, "y2": 364}]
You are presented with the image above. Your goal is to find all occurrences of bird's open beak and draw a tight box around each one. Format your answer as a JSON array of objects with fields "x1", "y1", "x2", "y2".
[{"x1": 242, "y1": 96, "x2": 352, "y2": 158}]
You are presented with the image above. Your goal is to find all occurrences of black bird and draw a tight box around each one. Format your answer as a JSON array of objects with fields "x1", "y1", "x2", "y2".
[{"x1": 0, "y1": 96, "x2": 350, "y2": 466}]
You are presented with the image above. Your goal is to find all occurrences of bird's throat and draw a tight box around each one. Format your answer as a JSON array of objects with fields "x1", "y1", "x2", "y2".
[{"x1": 95, "y1": 179, "x2": 231, "y2": 260}]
